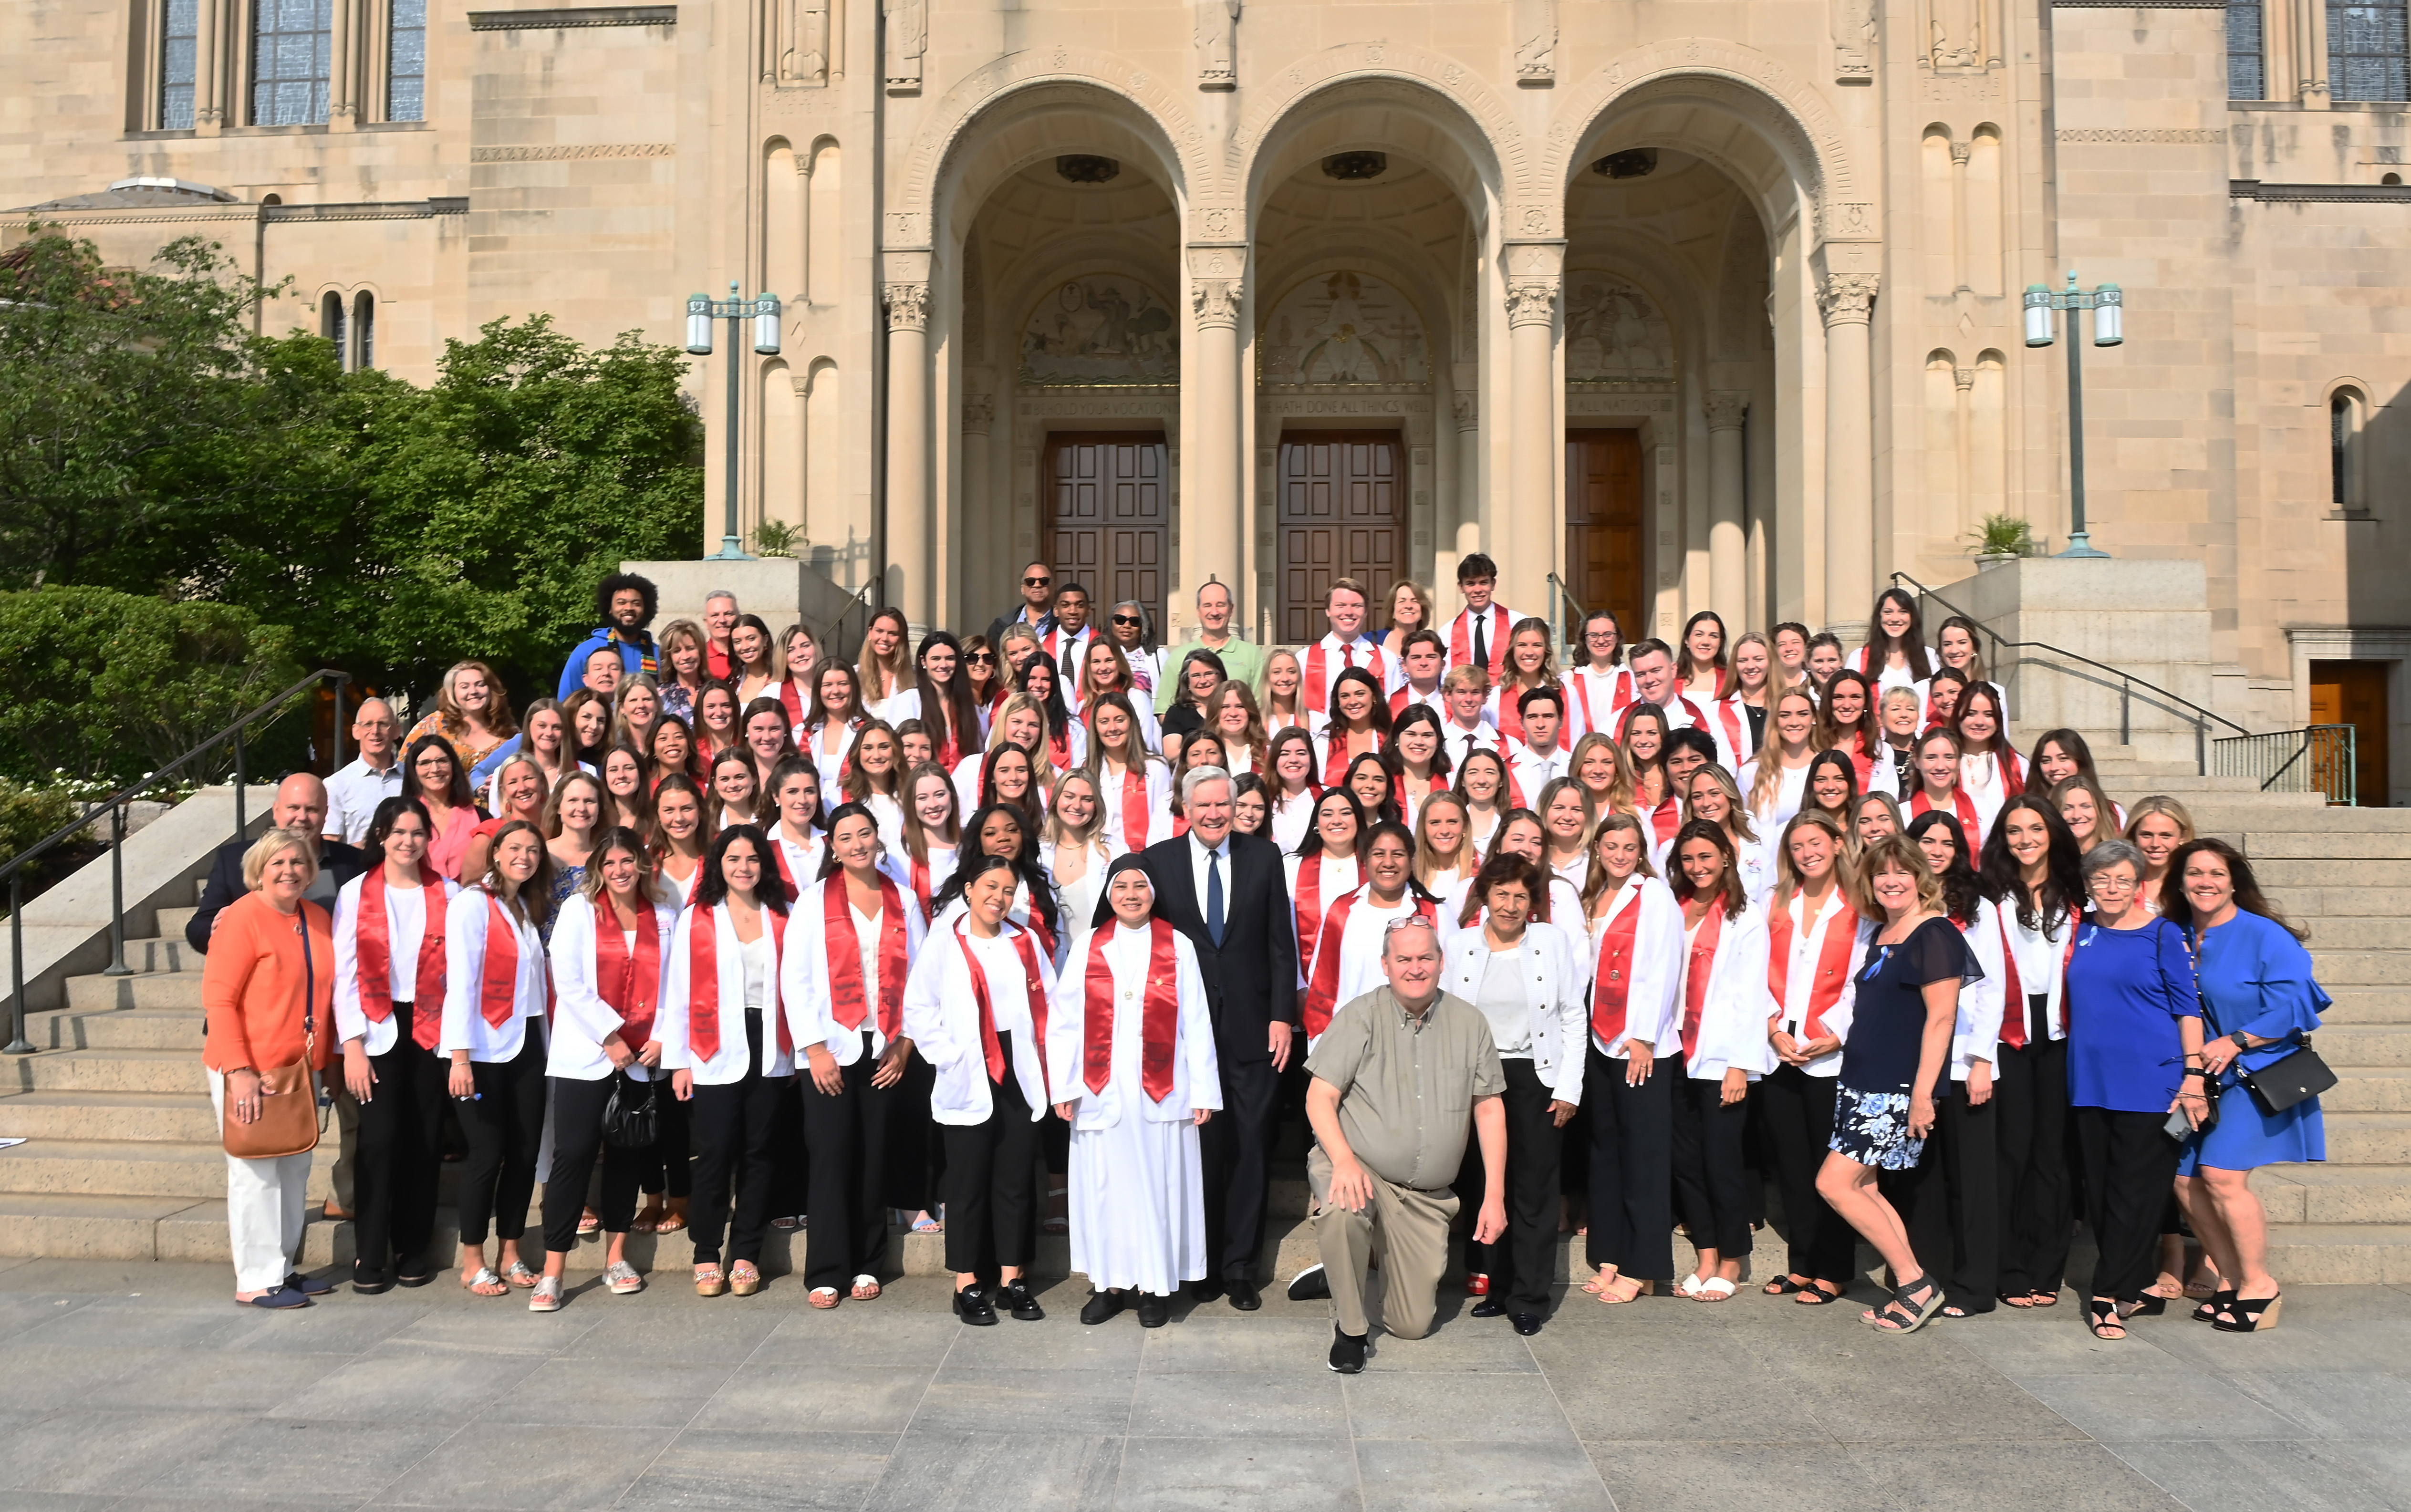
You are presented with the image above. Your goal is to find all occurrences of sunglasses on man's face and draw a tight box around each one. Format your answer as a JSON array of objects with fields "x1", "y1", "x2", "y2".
[{"x1": 1024, "y1": 576, "x2": 1052, "y2": 588}]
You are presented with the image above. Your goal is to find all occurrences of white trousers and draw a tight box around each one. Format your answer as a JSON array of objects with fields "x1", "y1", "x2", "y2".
[{"x1": 207, "y1": 1067, "x2": 315, "y2": 1292}]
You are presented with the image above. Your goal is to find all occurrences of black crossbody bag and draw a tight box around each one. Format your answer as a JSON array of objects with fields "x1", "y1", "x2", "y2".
[{"x1": 601, "y1": 1071, "x2": 659, "y2": 1150}]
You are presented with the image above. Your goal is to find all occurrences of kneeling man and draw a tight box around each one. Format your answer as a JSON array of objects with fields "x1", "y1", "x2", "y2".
[{"x1": 1302, "y1": 915, "x2": 1506, "y2": 1372}]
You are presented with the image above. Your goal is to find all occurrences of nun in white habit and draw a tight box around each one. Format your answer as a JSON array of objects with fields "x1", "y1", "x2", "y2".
[{"x1": 1045, "y1": 854, "x2": 1223, "y2": 1327}]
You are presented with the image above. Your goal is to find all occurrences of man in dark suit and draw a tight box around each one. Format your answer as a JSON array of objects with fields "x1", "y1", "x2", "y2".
[
  {"x1": 1141, "y1": 765, "x2": 1298, "y2": 1310},
  {"x1": 187, "y1": 773, "x2": 366, "y2": 953}
]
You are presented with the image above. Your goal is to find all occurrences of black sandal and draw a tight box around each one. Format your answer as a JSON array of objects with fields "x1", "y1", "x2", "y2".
[
  {"x1": 1762, "y1": 1274, "x2": 1812, "y2": 1296},
  {"x1": 1794, "y1": 1280, "x2": 1845, "y2": 1305},
  {"x1": 1869, "y1": 1276, "x2": 1943, "y2": 1334},
  {"x1": 2086, "y1": 1297, "x2": 2126, "y2": 1340},
  {"x1": 2212, "y1": 1294, "x2": 2284, "y2": 1333},
  {"x1": 2192, "y1": 1288, "x2": 2236, "y2": 1324}
]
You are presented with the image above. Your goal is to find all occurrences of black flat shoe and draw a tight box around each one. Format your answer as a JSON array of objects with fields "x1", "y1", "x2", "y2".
[
  {"x1": 350, "y1": 1268, "x2": 393, "y2": 1296},
  {"x1": 1328, "y1": 1326, "x2": 1367, "y2": 1374},
  {"x1": 2125, "y1": 1295, "x2": 2167, "y2": 1318},
  {"x1": 1188, "y1": 1279, "x2": 1224, "y2": 1304},
  {"x1": 1511, "y1": 1312, "x2": 1544, "y2": 1336},
  {"x1": 1226, "y1": 1280, "x2": 1261, "y2": 1312},
  {"x1": 1287, "y1": 1265, "x2": 1330, "y2": 1301},
  {"x1": 285, "y1": 1272, "x2": 337, "y2": 1297},
  {"x1": 997, "y1": 1280, "x2": 1045, "y2": 1321},
  {"x1": 1470, "y1": 1296, "x2": 1507, "y2": 1319},
  {"x1": 1136, "y1": 1293, "x2": 1169, "y2": 1328},
  {"x1": 1080, "y1": 1290, "x2": 1127, "y2": 1326},
  {"x1": 954, "y1": 1286, "x2": 998, "y2": 1326}
]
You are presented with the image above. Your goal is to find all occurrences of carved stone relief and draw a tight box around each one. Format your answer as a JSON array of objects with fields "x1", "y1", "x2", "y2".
[
  {"x1": 1195, "y1": 0, "x2": 1238, "y2": 89},
  {"x1": 1258, "y1": 271, "x2": 1429, "y2": 385},
  {"x1": 1563, "y1": 276, "x2": 1673, "y2": 382},
  {"x1": 884, "y1": 0, "x2": 924, "y2": 91},
  {"x1": 1514, "y1": 0, "x2": 1556, "y2": 83},
  {"x1": 1018, "y1": 276, "x2": 1181, "y2": 384}
]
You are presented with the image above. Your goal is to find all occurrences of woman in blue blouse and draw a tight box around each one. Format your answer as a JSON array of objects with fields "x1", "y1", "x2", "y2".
[
  {"x1": 2064, "y1": 839, "x2": 2203, "y2": 1340},
  {"x1": 2162, "y1": 838, "x2": 2325, "y2": 1335}
]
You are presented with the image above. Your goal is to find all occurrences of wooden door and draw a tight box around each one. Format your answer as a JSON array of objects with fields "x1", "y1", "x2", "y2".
[
  {"x1": 2310, "y1": 659, "x2": 2390, "y2": 806},
  {"x1": 1565, "y1": 429, "x2": 1644, "y2": 640},
  {"x1": 1277, "y1": 431, "x2": 1403, "y2": 644},
  {"x1": 1043, "y1": 433, "x2": 1169, "y2": 632}
]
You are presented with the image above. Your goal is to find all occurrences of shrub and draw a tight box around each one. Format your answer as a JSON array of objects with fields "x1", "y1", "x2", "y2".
[{"x1": 0, "y1": 777, "x2": 80, "y2": 870}]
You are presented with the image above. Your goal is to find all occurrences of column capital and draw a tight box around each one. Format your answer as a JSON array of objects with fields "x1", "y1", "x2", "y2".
[
  {"x1": 1816, "y1": 274, "x2": 1881, "y2": 328},
  {"x1": 1705, "y1": 391, "x2": 1750, "y2": 431},
  {"x1": 1452, "y1": 390, "x2": 1478, "y2": 430},
  {"x1": 1191, "y1": 280, "x2": 1241, "y2": 329},
  {"x1": 962, "y1": 393, "x2": 995, "y2": 435},
  {"x1": 884, "y1": 283, "x2": 929, "y2": 331},
  {"x1": 1505, "y1": 279, "x2": 1559, "y2": 329}
]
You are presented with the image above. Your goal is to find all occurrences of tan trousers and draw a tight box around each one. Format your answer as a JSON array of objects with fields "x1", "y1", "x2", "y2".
[
  {"x1": 1308, "y1": 1146, "x2": 1459, "y2": 1340},
  {"x1": 329, "y1": 1079, "x2": 360, "y2": 1212}
]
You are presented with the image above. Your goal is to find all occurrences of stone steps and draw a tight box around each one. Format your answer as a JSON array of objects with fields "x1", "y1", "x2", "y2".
[
  {"x1": 6, "y1": 1046, "x2": 207, "y2": 1096},
  {"x1": 2318, "y1": 989, "x2": 2411, "y2": 1025},
  {"x1": 2251, "y1": 1164, "x2": 2411, "y2": 1224},
  {"x1": 2260, "y1": 1224, "x2": 2411, "y2": 1285},
  {"x1": 0, "y1": 1137, "x2": 334, "y2": 1200}
]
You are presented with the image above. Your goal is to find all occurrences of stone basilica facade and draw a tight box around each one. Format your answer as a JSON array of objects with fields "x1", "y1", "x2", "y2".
[{"x1": 9, "y1": 0, "x2": 2411, "y2": 752}]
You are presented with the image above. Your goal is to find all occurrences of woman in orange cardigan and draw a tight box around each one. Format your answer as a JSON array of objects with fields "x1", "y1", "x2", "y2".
[{"x1": 202, "y1": 827, "x2": 339, "y2": 1309}]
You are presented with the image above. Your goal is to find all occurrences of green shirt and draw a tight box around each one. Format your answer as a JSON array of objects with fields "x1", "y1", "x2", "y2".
[
  {"x1": 1154, "y1": 633, "x2": 1268, "y2": 714},
  {"x1": 1306, "y1": 986, "x2": 1506, "y2": 1191}
]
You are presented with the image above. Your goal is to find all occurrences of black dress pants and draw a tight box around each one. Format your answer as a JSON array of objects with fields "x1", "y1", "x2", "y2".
[
  {"x1": 769, "y1": 1077, "x2": 808, "y2": 1220},
  {"x1": 1200, "y1": 1048, "x2": 1279, "y2": 1284},
  {"x1": 1995, "y1": 1036, "x2": 2074, "y2": 1296},
  {"x1": 353, "y1": 1027, "x2": 447, "y2": 1280},
  {"x1": 1669, "y1": 1060, "x2": 1753, "y2": 1258},
  {"x1": 2076, "y1": 1107, "x2": 2182, "y2": 1305},
  {"x1": 800, "y1": 1033, "x2": 896, "y2": 1289},
  {"x1": 1755, "y1": 1065, "x2": 1857, "y2": 1286},
  {"x1": 1582, "y1": 1046, "x2": 1674, "y2": 1283},
  {"x1": 1457, "y1": 1058, "x2": 1562, "y2": 1311},
  {"x1": 457, "y1": 1032, "x2": 547, "y2": 1246},
  {"x1": 689, "y1": 1010, "x2": 793, "y2": 1268},
  {"x1": 941, "y1": 1031, "x2": 1041, "y2": 1281},
  {"x1": 640, "y1": 1090, "x2": 691, "y2": 1201},
  {"x1": 540, "y1": 1073, "x2": 648, "y2": 1254},
  {"x1": 882, "y1": 1054, "x2": 940, "y2": 1212},
  {"x1": 1886, "y1": 1077, "x2": 1999, "y2": 1311}
]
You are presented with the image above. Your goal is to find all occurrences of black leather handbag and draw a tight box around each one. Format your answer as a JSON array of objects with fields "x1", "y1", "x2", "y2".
[
  {"x1": 2183, "y1": 927, "x2": 2335, "y2": 1118},
  {"x1": 601, "y1": 1073, "x2": 659, "y2": 1150}
]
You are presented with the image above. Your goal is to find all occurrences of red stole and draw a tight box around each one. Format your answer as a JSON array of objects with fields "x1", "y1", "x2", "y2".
[
  {"x1": 479, "y1": 894, "x2": 525, "y2": 1029},
  {"x1": 1392, "y1": 770, "x2": 1443, "y2": 818},
  {"x1": 824, "y1": 873, "x2": 909, "y2": 1038},
  {"x1": 1569, "y1": 668, "x2": 1619, "y2": 734},
  {"x1": 1909, "y1": 785, "x2": 1980, "y2": 836},
  {"x1": 909, "y1": 853, "x2": 935, "y2": 923},
  {"x1": 1082, "y1": 919, "x2": 1180, "y2": 1102},
  {"x1": 1678, "y1": 903, "x2": 1726, "y2": 1061},
  {"x1": 1590, "y1": 885, "x2": 1643, "y2": 1045},
  {"x1": 1387, "y1": 684, "x2": 1431, "y2": 717},
  {"x1": 1320, "y1": 727, "x2": 1381, "y2": 788},
  {"x1": 1502, "y1": 761, "x2": 1528, "y2": 812},
  {"x1": 593, "y1": 897, "x2": 663, "y2": 1047},
  {"x1": 777, "y1": 680, "x2": 806, "y2": 733},
  {"x1": 1116, "y1": 762, "x2": 1152, "y2": 853},
  {"x1": 960, "y1": 921, "x2": 1050, "y2": 1093},
  {"x1": 1303, "y1": 889, "x2": 1437, "y2": 1040},
  {"x1": 770, "y1": 832, "x2": 805, "y2": 903},
  {"x1": 1450, "y1": 605, "x2": 1512, "y2": 680},
  {"x1": 1646, "y1": 791, "x2": 1683, "y2": 847},
  {"x1": 356, "y1": 864, "x2": 447, "y2": 1049},
  {"x1": 1996, "y1": 905, "x2": 2080, "y2": 1048},
  {"x1": 1713, "y1": 697, "x2": 1746, "y2": 760},
  {"x1": 1768, "y1": 892, "x2": 1856, "y2": 1040},
  {"x1": 686, "y1": 903, "x2": 791, "y2": 1065},
  {"x1": 1496, "y1": 685, "x2": 1528, "y2": 745},
  {"x1": 1305, "y1": 639, "x2": 1386, "y2": 715},
  {"x1": 1293, "y1": 854, "x2": 1335, "y2": 964}
]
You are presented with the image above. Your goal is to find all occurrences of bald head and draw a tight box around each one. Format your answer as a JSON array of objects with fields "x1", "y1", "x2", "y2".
[
  {"x1": 272, "y1": 773, "x2": 328, "y2": 837},
  {"x1": 350, "y1": 698, "x2": 399, "y2": 762}
]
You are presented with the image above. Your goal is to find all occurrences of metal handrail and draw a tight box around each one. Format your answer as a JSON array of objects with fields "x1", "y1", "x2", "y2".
[
  {"x1": 1546, "y1": 572, "x2": 1588, "y2": 664},
  {"x1": 816, "y1": 580, "x2": 877, "y2": 662},
  {"x1": 3, "y1": 668, "x2": 351, "y2": 1054},
  {"x1": 1889, "y1": 571, "x2": 2248, "y2": 773},
  {"x1": 2213, "y1": 724, "x2": 2357, "y2": 804}
]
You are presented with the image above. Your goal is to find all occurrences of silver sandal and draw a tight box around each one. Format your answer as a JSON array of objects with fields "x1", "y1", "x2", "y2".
[
  {"x1": 604, "y1": 1260, "x2": 644, "y2": 1295},
  {"x1": 528, "y1": 1275, "x2": 564, "y2": 1313}
]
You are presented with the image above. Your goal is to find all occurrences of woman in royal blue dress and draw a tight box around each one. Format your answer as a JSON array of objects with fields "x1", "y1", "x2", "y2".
[
  {"x1": 1814, "y1": 834, "x2": 1982, "y2": 1335},
  {"x1": 2063, "y1": 839, "x2": 2203, "y2": 1340},
  {"x1": 2161, "y1": 837, "x2": 2325, "y2": 1335}
]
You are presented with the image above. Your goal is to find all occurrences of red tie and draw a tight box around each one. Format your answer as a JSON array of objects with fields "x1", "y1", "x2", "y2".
[{"x1": 1343, "y1": 644, "x2": 1355, "y2": 668}]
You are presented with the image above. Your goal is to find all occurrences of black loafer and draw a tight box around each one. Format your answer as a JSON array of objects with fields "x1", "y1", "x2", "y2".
[
  {"x1": 1226, "y1": 1280, "x2": 1262, "y2": 1312},
  {"x1": 1188, "y1": 1279, "x2": 1224, "y2": 1304},
  {"x1": 242, "y1": 1285, "x2": 312, "y2": 1310},
  {"x1": 285, "y1": 1272, "x2": 338, "y2": 1297},
  {"x1": 997, "y1": 1280, "x2": 1045, "y2": 1321},
  {"x1": 1512, "y1": 1311, "x2": 1544, "y2": 1336},
  {"x1": 394, "y1": 1262, "x2": 436, "y2": 1288},
  {"x1": 1136, "y1": 1293, "x2": 1169, "y2": 1328},
  {"x1": 1080, "y1": 1289, "x2": 1127, "y2": 1326},
  {"x1": 953, "y1": 1286, "x2": 998, "y2": 1326},
  {"x1": 1328, "y1": 1326, "x2": 1367, "y2": 1374},
  {"x1": 1470, "y1": 1296, "x2": 1507, "y2": 1319},
  {"x1": 1287, "y1": 1264, "x2": 1331, "y2": 1301},
  {"x1": 350, "y1": 1268, "x2": 393, "y2": 1296}
]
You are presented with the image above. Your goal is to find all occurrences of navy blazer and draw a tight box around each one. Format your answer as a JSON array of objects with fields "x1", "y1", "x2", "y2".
[{"x1": 1139, "y1": 829, "x2": 1297, "y2": 1063}]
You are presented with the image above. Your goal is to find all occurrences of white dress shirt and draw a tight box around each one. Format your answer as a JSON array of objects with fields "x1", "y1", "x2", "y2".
[{"x1": 324, "y1": 756, "x2": 405, "y2": 847}]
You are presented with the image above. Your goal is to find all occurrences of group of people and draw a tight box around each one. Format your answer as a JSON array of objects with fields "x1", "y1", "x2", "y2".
[{"x1": 197, "y1": 560, "x2": 2329, "y2": 1370}]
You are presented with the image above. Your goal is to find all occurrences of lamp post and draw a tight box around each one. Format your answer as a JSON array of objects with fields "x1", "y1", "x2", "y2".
[
  {"x1": 685, "y1": 281, "x2": 784, "y2": 561},
  {"x1": 2024, "y1": 273, "x2": 2124, "y2": 559}
]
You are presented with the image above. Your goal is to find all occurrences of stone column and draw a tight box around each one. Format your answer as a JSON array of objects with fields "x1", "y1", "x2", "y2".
[
  {"x1": 883, "y1": 282, "x2": 932, "y2": 628},
  {"x1": 961, "y1": 393, "x2": 995, "y2": 625},
  {"x1": 194, "y1": 0, "x2": 223, "y2": 130},
  {"x1": 1818, "y1": 275, "x2": 1879, "y2": 638},
  {"x1": 1445, "y1": 389, "x2": 1480, "y2": 601},
  {"x1": 328, "y1": 0, "x2": 355, "y2": 127},
  {"x1": 1186, "y1": 243, "x2": 1247, "y2": 632},
  {"x1": 1706, "y1": 391, "x2": 1749, "y2": 623},
  {"x1": 1504, "y1": 269, "x2": 1560, "y2": 624}
]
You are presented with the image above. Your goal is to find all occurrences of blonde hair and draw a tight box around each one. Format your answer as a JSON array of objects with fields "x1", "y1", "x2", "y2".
[
  {"x1": 1579, "y1": 811, "x2": 1659, "y2": 911},
  {"x1": 1683, "y1": 762, "x2": 1759, "y2": 845},
  {"x1": 1770, "y1": 811, "x2": 1856, "y2": 912},
  {"x1": 1043, "y1": 769, "x2": 1111, "y2": 854},
  {"x1": 241, "y1": 827, "x2": 320, "y2": 891},
  {"x1": 1747, "y1": 687, "x2": 1821, "y2": 818},
  {"x1": 436, "y1": 660, "x2": 520, "y2": 738},
  {"x1": 1442, "y1": 662, "x2": 1490, "y2": 694},
  {"x1": 2123, "y1": 795, "x2": 2195, "y2": 844},
  {"x1": 992, "y1": 691, "x2": 1053, "y2": 757},
  {"x1": 1502, "y1": 616, "x2": 1561, "y2": 688},
  {"x1": 1411, "y1": 791, "x2": 1470, "y2": 886},
  {"x1": 1567, "y1": 731, "x2": 1634, "y2": 819},
  {"x1": 1846, "y1": 833, "x2": 1944, "y2": 919}
]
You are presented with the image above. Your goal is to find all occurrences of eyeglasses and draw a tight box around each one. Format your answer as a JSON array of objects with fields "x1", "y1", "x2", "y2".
[
  {"x1": 1023, "y1": 576, "x2": 1052, "y2": 588},
  {"x1": 1111, "y1": 614, "x2": 1143, "y2": 627},
  {"x1": 966, "y1": 652, "x2": 997, "y2": 665}
]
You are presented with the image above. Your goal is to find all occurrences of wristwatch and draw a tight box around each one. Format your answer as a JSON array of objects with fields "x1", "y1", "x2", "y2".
[{"x1": 2229, "y1": 1031, "x2": 2251, "y2": 1050}]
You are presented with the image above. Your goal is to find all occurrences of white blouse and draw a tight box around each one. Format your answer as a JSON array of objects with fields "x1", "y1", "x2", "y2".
[{"x1": 333, "y1": 873, "x2": 460, "y2": 1057}]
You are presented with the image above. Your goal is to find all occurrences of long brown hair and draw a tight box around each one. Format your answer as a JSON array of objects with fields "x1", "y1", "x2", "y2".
[
  {"x1": 1668, "y1": 818, "x2": 1747, "y2": 919},
  {"x1": 2157, "y1": 837, "x2": 2306, "y2": 941}
]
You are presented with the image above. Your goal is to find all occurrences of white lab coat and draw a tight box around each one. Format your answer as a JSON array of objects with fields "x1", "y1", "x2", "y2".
[{"x1": 546, "y1": 891, "x2": 680, "y2": 1081}]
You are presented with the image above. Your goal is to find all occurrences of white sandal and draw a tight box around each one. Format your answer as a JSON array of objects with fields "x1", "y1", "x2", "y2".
[
  {"x1": 1674, "y1": 1274, "x2": 1705, "y2": 1299},
  {"x1": 1695, "y1": 1277, "x2": 1737, "y2": 1301}
]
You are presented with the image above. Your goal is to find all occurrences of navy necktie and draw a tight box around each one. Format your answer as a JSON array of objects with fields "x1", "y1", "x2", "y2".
[{"x1": 1205, "y1": 848, "x2": 1226, "y2": 948}]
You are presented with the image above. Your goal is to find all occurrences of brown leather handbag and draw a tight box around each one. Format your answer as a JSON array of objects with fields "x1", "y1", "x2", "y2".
[{"x1": 220, "y1": 910, "x2": 324, "y2": 1161}]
